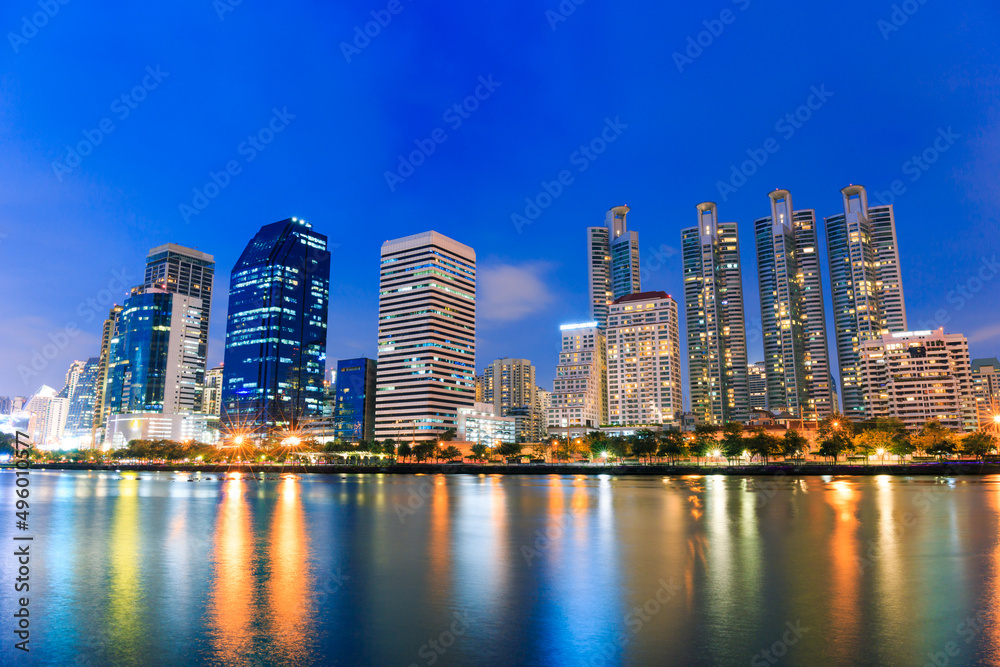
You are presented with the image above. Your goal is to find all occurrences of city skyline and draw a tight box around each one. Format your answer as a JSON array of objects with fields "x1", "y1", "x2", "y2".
[{"x1": 2, "y1": 2, "x2": 997, "y2": 403}]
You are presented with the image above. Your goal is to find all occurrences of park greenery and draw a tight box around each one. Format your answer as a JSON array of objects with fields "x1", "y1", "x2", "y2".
[{"x1": 4, "y1": 416, "x2": 997, "y2": 466}]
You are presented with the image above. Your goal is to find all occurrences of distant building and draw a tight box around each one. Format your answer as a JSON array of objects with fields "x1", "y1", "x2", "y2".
[
  {"x1": 0, "y1": 396, "x2": 11, "y2": 414},
  {"x1": 588, "y1": 206, "x2": 640, "y2": 329},
  {"x1": 24, "y1": 385, "x2": 65, "y2": 447},
  {"x1": 748, "y1": 362, "x2": 767, "y2": 411},
  {"x1": 548, "y1": 322, "x2": 606, "y2": 429},
  {"x1": 481, "y1": 358, "x2": 537, "y2": 416},
  {"x1": 202, "y1": 365, "x2": 224, "y2": 417},
  {"x1": 94, "y1": 305, "x2": 123, "y2": 440},
  {"x1": 971, "y1": 358, "x2": 1000, "y2": 427},
  {"x1": 221, "y1": 218, "x2": 330, "y2": 435},
  {"x1": 682, "y1": 202, "x2": 750, "y2": 425},
  {"x1": 457, "y1": 402, "x2": 515, "y2": 446},
  {"x1": 825, "y1": 185, "x2": 907, "y2": 418},
  {"x1": 859, "y1": 328, "x2": 976, "y2": 432},
  {"x1": 64, "y1": 357, "x2": 100, "y2": 444},
  {"x1": 375, "y1": 231, "x2": 476, "y2": 442},
  {"x1": 334, "y1": 358, "x2": 377, "y2": 442},
  {"x1": 754, "y1": 189, "x2": 834, "y2": 419},
  {"x1": 507, "y1": 406, "x2": 542, "y2": 442},
  {"x1": 605, "y1": 291, "x2": 682, "y2": 427},
  {"x1": 105, "y1": 412, "x2": 213, "y2": 448}
]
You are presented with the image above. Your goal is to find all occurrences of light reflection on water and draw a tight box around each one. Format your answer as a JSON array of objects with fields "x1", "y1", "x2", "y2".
[{"x1": 1, "y1": 471, "x2": 999, "y2": 666}]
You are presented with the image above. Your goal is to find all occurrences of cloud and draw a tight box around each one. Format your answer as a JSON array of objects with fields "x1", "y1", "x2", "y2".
[
  {"x1": 478, "y1": 261, "x2": 556, "y2": 322},
  {"x1": 968, "y1": 322, "x2": 1000, "y2": 345}
]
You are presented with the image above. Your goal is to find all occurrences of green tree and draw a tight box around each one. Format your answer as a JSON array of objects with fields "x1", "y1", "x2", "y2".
[
  {"x1": 630, "y1": 430, "x2": 658, "y2": 463},
  {"x1": 412, "y1": 442, "x2": 436, "y2": 462},
  {"x1": 439, "y1": 428, "x2": 457, "y2": 443},
  {"x1": 396, "y1": 441, "x2": 412, "y2": 462},
  {"x1": 441, "y1": 445, "x2": 462, "y2": 461},
  {"x1": 719, "y1": 423, "x2": 744, "y2": 462},
  {"x1": 657, "y1": 430, "x2": 687, "y2": 465},
  {"x1": 470, "y1": 443, "x2": 489, "y2": 462},
  {"x1": 530, "y1": 441, "x2": 548, "y2": 461},
  {"x1": 747, "y1": 428, "x2": 782, "y2": 464},
  {"x1": 586, "y1": 431, "x2": 608, "y2": 462},
  {"x1": 961, "y1": 431, "x2": 996, "y2": 461},
  {"x1": 854, "y1": 429, "x2": 894, "y2": 463},
  {"x1": 782, "y1": 429, "x2": 809, "y2": 459},
  {"x1": 498, "y1": 441, "x2": 523, "y2": 460},
  {"x1": 818, "y1": 431, "x2": 854, "y2": 463},
  {"x1": 914, "y1": 420, "x2": 955, "y2": 459}
]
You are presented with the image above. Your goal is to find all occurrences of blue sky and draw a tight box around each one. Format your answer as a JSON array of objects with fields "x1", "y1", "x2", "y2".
[{"x1": 1, "y1": 0, "x2": 998, "y2": 401}]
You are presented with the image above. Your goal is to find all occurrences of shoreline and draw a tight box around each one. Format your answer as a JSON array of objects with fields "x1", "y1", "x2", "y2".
[{"x1": 6, "y1": 461, "x2": 1000, "y2": 476}]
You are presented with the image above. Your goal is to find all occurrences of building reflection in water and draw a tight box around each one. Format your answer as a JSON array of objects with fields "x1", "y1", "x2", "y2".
[
  {"x1": 207, "y1": 476, "x2": 256, "y2": 663},
  {"x1": 107, "y1": 477, "x2": 145, "y2": 663},
  {"x1": 265, "y1": 476, "x2": 315, "y2": 664}
]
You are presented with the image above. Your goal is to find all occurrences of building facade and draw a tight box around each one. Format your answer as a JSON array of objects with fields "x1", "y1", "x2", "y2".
[
  {"x1": 548, "y1": 323, "x2": 606, "y2": 429},
  {"x1": 605, "y1": 291, "x2": 683, "y2": 427},
  {"x1": 588, "y1": 206, "x2": 640, "y2": 329},
  {"x1": 753, "y1": 189, "x2": 833, "y2": 419},
  {"x1": 334, "y1": 357, "x2": 377, "y2": 442},
  {"x1": 971, "y1": 358, "x2": 1000, "y2": 427},
  {"x1": 221, "y1": 218, "x2": 330, "y2": 434},
  {"x1": 63, "y1": 357, "x2": 100, "y2": 443},
  {"x1": 457, "y1": 402, "x2": 516, "y2": 446},
  {"x1": 825, "y1": 185, "x2": 907, "y2": 417},
  {"x1": 202, "y1": 365, "x2": 224, "y2": 417},
  {"x1": 748, "y1": 361, "x2": 767, "y2": 411},
  {"x1": 481, "y1": 358, "x2": 537, "y2": 416},
  {"x1": 143, "y1": 244, "x2": 215, "y2": 409},
  {"x1": 858, "y1": 329, "x2": 976, "y2": 432},
  {"x1": 682, "y1": 202, "x2": 750, "y2": 425},
  {"x1": 374, "y1": 231, "x2": 476, "y2": 442}
]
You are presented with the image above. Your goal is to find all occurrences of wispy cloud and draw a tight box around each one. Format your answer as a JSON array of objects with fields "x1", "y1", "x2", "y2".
[
  {"x1": 478, "y1": 261, "x2": 556, "y2": 322},
  {"x1": 968, "y1": 322, "x2": 1000, "y2": 345}
]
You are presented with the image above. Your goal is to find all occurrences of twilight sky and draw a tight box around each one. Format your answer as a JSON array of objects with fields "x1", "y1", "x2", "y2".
[{"x1": 1, "y1": 0, "x2": 998, "y2": 402}]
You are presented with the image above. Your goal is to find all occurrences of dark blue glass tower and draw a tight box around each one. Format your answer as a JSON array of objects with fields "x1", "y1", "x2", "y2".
[
  {"x1": 221, "y1": 218, "x2": 330, "y2": 434},
  {"x1": 333, "y1": 358, "x2": 377, "y2": 442}
]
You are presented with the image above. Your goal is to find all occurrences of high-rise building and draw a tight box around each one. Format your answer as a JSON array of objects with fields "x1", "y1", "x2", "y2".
[
  {"x1": 143, "y1": 244, "x2": 215, "y2": 409},
  {"x1": 748, "y1": 361, "x2": 767, "y2": 411},
  {"x1": 588, "y1": 206, "x2": 640, "y2": 329},
  {"x1": 202, "y1": 365, "x2": 224, "y2": 417},
  {"x1": 547, "y1": 322, "x2": 606, "y2": 429},
  {"x1": 0, "y1": 397, "x2": 11, "y2": 414},
  {"x1": 481, "y1": 358, "x2": 537, "y2": 416},
  {"x1": 605, "y1": 291, "x2": 683, "y2": 427},
  {"x1": 105, "y1": 289, "x2": 206, "y2": 418},
  {"x1": 221, "y1": 218, "x2": 330, "y2": 434},
  {"x1": 754, "y1": 189, "x2": 834, "y2": 419},
  {"x1": 334, "y1": 358, "x2": 377, "y2": 442},
  {"x1": 858, "y1": 328, "x2": 975, "y2": 432},
  {"x1": 971, "y1": 358, "x2": 1000, "y2": 427},
  {"x1": 374, "y1": 231, "x2": 476, "y2": 442},
  {"x1": 64, "y1": 357, "x2": 100, "y2": 442},
  {"x1": 682, "y1": 202, "x2": 750, "y2": 425},
  {"x1": 94, "y1": 304, "x2": 123, "y2": 442},
  {"x1": 825, "y1": 185, "x2": 907, "y2": 417}
]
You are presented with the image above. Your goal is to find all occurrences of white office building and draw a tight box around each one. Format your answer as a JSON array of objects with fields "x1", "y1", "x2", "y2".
[{"x1": 548, "y1": 322, "x2": 606, "y2": 429}]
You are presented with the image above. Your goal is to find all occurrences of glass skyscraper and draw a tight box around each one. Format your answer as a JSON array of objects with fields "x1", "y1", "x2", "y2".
[
  {"x1": 221, "y1": 218, "x2": 330, "y2": 434},
  {"x1": 333, "y1": 358, "x2": 377, "y2": 442},
  {"x1": 587, "y1": 205, "x2": 640, "y2": 329}
]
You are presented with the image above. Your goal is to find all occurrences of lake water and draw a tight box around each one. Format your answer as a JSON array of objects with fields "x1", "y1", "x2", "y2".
[{"x1": 1, "y1": 470, "x2": 999, "y2": 666}]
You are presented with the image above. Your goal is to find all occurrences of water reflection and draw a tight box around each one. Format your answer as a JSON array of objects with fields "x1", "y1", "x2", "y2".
[
  {"x1": 266, "y1": 477, "x2": 315, "y2": 664},
  {"x1": 107, "y1": 477, "x2": 145, "y2": 664},
  {"x1": 206, "y1": 477, "x2": 256, "y2": 663}
]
